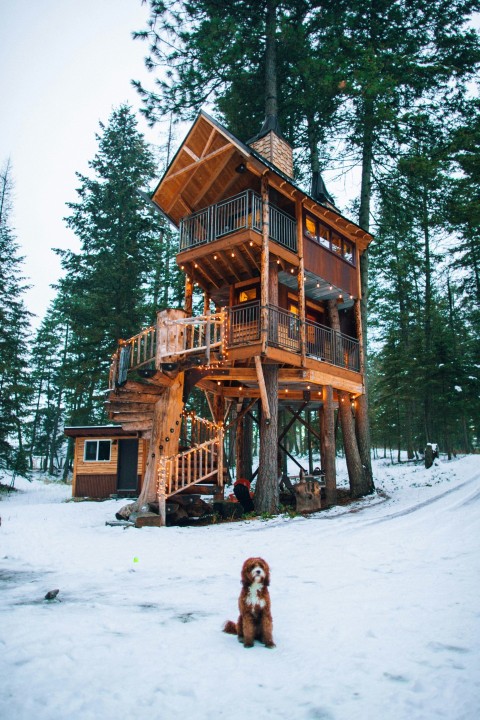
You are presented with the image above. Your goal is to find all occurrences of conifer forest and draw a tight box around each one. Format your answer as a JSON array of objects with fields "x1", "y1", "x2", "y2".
[{"x1": 1, "y1": 0, "x2": 479, "y2": 479}]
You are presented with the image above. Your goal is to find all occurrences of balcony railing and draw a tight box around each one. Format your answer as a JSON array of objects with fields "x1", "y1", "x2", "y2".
[
  {"x1": 179, "y1": 190, "x2": 297, "y2": 254},
  {"x1": 228, "y1": 302, "x2": 360, "y2": 372}
]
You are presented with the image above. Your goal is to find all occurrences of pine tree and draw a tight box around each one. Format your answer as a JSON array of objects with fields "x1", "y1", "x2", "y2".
[
  {"x1": 0, "y1": 160, "x2": 32, "y2": 474},
  {"x1": 57, "y1": 105, "x2": 175, "y2": 422}
]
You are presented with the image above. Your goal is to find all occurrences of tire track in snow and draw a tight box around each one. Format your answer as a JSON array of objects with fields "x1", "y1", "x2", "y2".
[{"x1": 360, "y1": 472, "x2": 480, "y2": 526}]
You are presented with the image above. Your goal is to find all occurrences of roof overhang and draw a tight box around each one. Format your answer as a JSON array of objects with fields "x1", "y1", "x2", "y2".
[{"x1": 151, "y1": 110, "x2": 373, "y2": 251}]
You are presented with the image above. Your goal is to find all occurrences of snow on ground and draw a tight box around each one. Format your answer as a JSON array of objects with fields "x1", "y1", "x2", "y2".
[{"x1": 1, "y1": 456, "x2": 479, "y2": 720}]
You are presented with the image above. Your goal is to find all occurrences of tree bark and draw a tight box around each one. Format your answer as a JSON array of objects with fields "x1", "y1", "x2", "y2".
[
  {"x1": 321, "y1": 384, "x2": 337, "y2": 506},
  {"x1": 255, "y1": 363, "x2": 279, "y2": 513}
]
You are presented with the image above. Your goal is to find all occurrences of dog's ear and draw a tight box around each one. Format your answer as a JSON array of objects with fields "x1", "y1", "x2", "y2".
[
  {"x1": 262, "y1": 560, "x2": 270, "y2": 586},
  {"x1": 241, "y1": 559, "x2": 251, "y2": 587}
]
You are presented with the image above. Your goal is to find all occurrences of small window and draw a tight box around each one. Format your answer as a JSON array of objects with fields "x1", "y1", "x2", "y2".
[
  {"x1": 84, "y1": 440, "x2": 111, "y2": 462},
  {"x1": 304, "y1": 214, "x2": 317, "y2": 240},
  {"x1": 238, "y1": 287, "x2": 257, "y2": 303},
  {"x1": 331, "y1": 233, "x2": 342, "y2": 255},
  {"x1": 343, "y1": 239, "x2": 354, "y2": 264},
  {"x1": 318, "y1": 222, "x2": 330, "y2": 249}
]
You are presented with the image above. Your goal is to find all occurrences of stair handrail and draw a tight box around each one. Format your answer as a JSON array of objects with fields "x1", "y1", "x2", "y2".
[
  {"x1": 157, "y1": 416, "x2": 224, "y2": 504},
  {"x1": 159, "y1": 311, "x2": 225, "y2": 361}
]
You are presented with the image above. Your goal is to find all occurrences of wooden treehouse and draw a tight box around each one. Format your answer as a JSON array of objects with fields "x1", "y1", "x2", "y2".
[{"x1": 107, "y1": 111, "x2": 373, "y2": 524}]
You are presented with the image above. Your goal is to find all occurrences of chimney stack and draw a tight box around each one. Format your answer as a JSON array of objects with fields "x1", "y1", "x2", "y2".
[{"x1": 248, "y1": 115, "x2": 294, "y2": 178}]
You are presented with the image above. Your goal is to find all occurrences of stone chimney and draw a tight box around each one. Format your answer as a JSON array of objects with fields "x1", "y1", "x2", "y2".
[{"x1": 248, "y1": 115, "x2": 294, "y2": 178}]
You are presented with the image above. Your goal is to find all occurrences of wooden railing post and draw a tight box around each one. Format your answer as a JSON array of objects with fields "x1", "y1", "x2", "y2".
[{"x1": 157, "y1": 456, "x2": 167, "y2": 526}]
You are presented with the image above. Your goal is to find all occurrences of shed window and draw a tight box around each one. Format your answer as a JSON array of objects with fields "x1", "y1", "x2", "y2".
[{"x1": 84, "y1": 440, "x2": 111, "y2": 462}]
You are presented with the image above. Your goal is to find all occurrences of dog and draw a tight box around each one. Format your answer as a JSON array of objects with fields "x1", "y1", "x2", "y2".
[{"x1": 223, "y1": 557, "x2": 275, "y2": 648}]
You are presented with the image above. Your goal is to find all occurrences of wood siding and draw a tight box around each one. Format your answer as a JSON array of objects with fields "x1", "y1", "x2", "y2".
[
  {"x1": 72, "y1": 436, "x2": 145, "y2": 498},
  {"x1": 304, "y1": 237, "x2": 358, "y2": 297}
]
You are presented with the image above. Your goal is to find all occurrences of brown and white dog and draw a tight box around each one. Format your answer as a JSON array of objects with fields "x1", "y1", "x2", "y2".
[{"x1": 223, "y1": 557, "x2": 275, "y2": 648}]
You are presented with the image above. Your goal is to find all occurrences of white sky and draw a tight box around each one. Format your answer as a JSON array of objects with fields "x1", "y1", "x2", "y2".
[{"x1": 0, "y1": 0, "x2": 165, "y2": 327}]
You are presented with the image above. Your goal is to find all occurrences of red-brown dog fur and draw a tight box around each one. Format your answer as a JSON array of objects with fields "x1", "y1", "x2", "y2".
[{"x1": 223, "y1": 557, "x2": 275, "y2": 648}]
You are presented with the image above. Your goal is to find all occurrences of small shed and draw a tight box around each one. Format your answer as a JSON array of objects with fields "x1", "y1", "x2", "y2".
[{"x1": 64, "y1": 425, "x2": 147, "y2": 499}]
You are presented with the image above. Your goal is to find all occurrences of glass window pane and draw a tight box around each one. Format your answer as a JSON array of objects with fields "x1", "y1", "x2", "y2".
[
  {"x1": 318, "y1": 222, "x2": 330, "y2": 248},
  {"x1": 98, "y1": 441, "x2": 111, "y2": 461},
  {"x1": 331, "y1": 233, "x2": 342, "y2": 255},
  {"x1": 239, "y1": 287, "x2": 257, "y2": 303},
  {"x1": 304, "y1": 215, "x2": 316, "y2": 240},
  {"x1": 343, "y1": 240, "x2": 354, "y2": 264},
  {"x1": 84, "y1": 441, "x2": 97, "y2": 461}
]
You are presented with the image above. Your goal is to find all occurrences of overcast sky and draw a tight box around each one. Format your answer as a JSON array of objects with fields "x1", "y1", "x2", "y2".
[{"x1": 0, "y1": 0, "x2": 166, "y2": 327}]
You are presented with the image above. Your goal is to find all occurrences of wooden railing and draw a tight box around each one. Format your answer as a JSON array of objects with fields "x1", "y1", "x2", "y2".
[
  {"x1": 157, "y1": 420, "x2": 224, "y2": 503},
  {"x1": 109, "y1": 312, "x2": 226, "y2": 387},
  {"x1": 159, "y1": 312, "x2": 225, "y2": 363},
  {"x1": 180, "y1": 411, "x2": 218, "y2": 448},
  {"x1": 179, "y1": 190, "x2": 297, "y2": 254}
]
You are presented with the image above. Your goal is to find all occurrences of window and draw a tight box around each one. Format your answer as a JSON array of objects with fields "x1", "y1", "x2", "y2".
[
  {"x1": 343, "y1": 239, "x2": 354, "y2": 264},
  {"x1": 331, "y1": 233, "x2": 342, "y2": 256},
  {"x1": 238, "y1": 287, "x2": 257, "y2": 303},
  {"x1": 84, "y1": 440, "x2": 111, "y2": 462},
  {"x1": 303, "y1": 213, "x2": 355, "y2": 265}
]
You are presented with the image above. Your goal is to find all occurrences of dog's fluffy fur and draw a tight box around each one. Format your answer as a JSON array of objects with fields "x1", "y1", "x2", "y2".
[{"x1": 223, "y1": 557, "x2": 275, "y2": 648}]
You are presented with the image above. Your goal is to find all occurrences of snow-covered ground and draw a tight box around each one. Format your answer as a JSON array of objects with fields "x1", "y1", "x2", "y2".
[{"x1": 1, "y1": 456, "x2": 479, "y2": 720}]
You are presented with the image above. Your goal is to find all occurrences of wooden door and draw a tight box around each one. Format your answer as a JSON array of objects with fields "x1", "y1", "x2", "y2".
[{"x1": 117, "y1": 439, "x2": 139, "y2": 493}]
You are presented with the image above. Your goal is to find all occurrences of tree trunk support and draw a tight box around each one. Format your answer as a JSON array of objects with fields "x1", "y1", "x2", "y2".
[{"x1": 321, "y1": 384, "x2": 337, "y2": 505}]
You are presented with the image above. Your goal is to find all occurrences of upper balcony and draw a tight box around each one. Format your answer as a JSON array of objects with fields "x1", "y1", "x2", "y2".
[{"x1": 176, "y1": 190, "x2": 300, "y2": 294}]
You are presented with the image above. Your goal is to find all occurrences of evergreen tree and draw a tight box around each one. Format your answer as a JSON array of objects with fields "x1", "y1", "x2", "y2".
[
  {"x1": 57, "y1": 105, "x2": 178, "y2": 422},
  {"x1": 0, "y1": 160, "x2": 32, "y2": 474}
]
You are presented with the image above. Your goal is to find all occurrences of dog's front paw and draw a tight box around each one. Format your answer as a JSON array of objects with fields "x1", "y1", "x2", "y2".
[
  {"x1": 243, "y1": 641, "x2": 254, "y2": 648},
  {"x1": 264, "y1": 641, "x2": 276, "y2": 649}
]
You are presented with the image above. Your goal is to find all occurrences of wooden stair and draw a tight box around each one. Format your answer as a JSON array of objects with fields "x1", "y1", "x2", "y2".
[{"x1": 106, "y1": 379, "x2": 223, "y2": 502}]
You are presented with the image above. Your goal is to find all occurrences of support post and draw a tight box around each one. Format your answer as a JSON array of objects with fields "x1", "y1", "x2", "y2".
[
  {"x1": 260, "y1": 174, "x2": 269, "y2": 353},
  {"x1": 296, "y1": 197, "x2": 306, "y2": 364},
  {"x1": 322, "y1": 384, "x2": 337, "y2": 506},
  {"x1": 254, "y1": 356, "x2": 271, "y2": 423}
]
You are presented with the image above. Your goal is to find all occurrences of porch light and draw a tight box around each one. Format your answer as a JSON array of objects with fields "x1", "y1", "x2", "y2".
[
  {"x1": 235, "y1": 163, "x2": 246, "y2": 173},
  {"x1": 316, "y1": 282, "x2": 320, "y2": 288},
  {"x1": 231, "y1": 252, "x2": 235, "y2": 257},
  {"x1": 194, "y1": 263, "x2": 198, "y2": 268},
  {"x1": 329, "y1": 285, "x2": 333, "y2": 291},
  {"x1": 214, "y1": 254, "x2": 218, "y2": 260},
  {"x1": 290, "y1": 268, "x2": 294, "y2": 274},
  {"x1": 249, "y1": 241, "x2": 253, "y2": 246}
]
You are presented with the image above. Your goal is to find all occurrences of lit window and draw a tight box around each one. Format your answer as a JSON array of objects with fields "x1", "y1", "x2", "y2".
[
  {"x1": 239, "y1": 287, "x2": 257, "y2": 303},
  {"x1": 304, "y1": 215, "x2": 317, "y2": 240},
  {"x1": 84, "y1": 440, "x2": 111, "y2": 462}
]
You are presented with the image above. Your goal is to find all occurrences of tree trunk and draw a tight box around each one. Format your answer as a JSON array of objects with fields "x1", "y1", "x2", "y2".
[
  {"x1": 321, "y1": 384, "x2": 336, "y2": 506},
  {"x1": 255, "y1": 363, "x2": 279, "y2": 513},
  {"x1": 338, "y1": 391, "x2": 366, "y2": 498},
  {"x1": 328, "y1": 300, "x2": 371, "y2": 496}
]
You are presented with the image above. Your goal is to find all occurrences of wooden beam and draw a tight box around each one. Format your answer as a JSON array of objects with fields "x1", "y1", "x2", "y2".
[
  {"x1": 296, "y1": 196, "x2": 306, "y2": 365},
  {"x1": 191, "y1": 148, "x2": 236, "y2": 207},
  {"x1": 260, "y1": 174, "x2": 269, "y2": 354},
  {"x1": 254, "y1": 356, "x2": 271, "y2": 422},
  {"x1": 162, "y1": 143, "x2": 233, "y2": 186},
  {"x1": 218, "y1": 249, "x2": 242, "y2": 281}
]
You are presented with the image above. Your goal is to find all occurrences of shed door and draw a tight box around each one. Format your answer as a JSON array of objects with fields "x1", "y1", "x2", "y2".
[{"x1": 117, "y1": 439, "x2": 139, "y2": 492}]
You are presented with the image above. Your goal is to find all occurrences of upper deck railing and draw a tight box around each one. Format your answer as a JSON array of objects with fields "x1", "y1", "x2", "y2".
[{"x1": 179, "y1": 190, "x2": 297, "y2": 254}]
